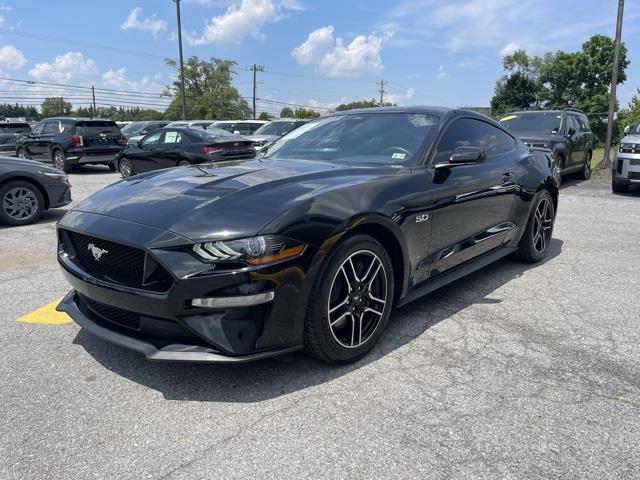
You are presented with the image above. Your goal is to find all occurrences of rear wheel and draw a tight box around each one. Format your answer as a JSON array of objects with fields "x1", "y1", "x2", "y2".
[
  {"x1": 0, "y1": 180, "x2": 44, "y2": 226},
  {"x1": 118, "y1": 157, "x2": 134, "y2": 177},
  {"x1": 52, "y1": 149, "x2": 71, "y2": 173},
  {"x1": 554, "y1": 153, "x2": 565, "y2": 186},
  {"x1": 304, "y1": 234, "x2": 394, "y2": 364},
  {"x1": 612, "y1": 180, "x2": 629, "y2": 194},
  {"x1": 579, "y1": 151, "x2": 592, "y2": 180},
  {"x1": 516, "y1": 191, "x2": 555, "y2": 263}
]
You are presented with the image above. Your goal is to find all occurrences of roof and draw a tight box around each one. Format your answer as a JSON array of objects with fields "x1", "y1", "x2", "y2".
[
  {"x1": 329, "y1": 106, "x2": 456, "y2": 118},
  {"x1": 43, "y1": 117, "x2": 116, "y2": 122},
  {"x1": 504, "y1": 108, "x2": 586, "y2": 115}
]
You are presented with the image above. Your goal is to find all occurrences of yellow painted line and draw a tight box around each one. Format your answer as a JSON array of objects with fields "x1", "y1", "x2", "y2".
[
  {"x1": 18, "y1": 297, "x2": 72, "y2": 325},
  {"x1": 499, "y1": 115, "x2": 518, "y2": 122}
]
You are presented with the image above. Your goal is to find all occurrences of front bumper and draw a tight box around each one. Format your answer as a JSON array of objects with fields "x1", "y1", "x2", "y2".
[
  {"x1": 57, "y1": 291, "x2": 300, "y2": 362},
  {"x1": 612, "y1": 151, "x2": 640, "y2": 183},
  {"x1": 56, "y1": 211, "x2": 315, "y2": 362}
]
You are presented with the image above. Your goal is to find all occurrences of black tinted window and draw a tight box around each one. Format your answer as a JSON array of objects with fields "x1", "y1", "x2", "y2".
[
  {"x1": 0, "y1": 123, "x2": 30, "y2": 133},
  {"x1": 576, "y1": 114, "x2": 589, "y2": 132},
  {"x1": 76, "y1": 121, "x2": 120, "y2": 135},
  {"x1": 565, "y1": 115, "x2": 577, "y2": 134},
  {"x1": 30, "y1": 122, "x2": 45, "y2": 135},
  {"x1": 43, "y1": 121, "x2": 60, "y2": 134},
  {"x1": 435, "y1": 118, "x2": 516, "y2": 164}
]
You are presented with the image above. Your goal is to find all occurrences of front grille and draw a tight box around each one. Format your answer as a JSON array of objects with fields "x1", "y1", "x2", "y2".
[
  {"x1": 77, "y1": 294, "x2": 141, "y2": 331},
  {"x1": 630, "y1": 159, "x2": 640, "y2": 166},
  {"x1": 620, "y1": 144, "x2": 640, "y2": 154},
  {"x1": 629, "y1": 172, "x2": 640, "y2": 180},
  {"x1": 61, "y1": 230, "x2": 173, "y2": 291}
]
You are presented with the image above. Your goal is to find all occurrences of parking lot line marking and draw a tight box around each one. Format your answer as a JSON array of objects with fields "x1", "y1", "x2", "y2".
[{"x1": 18, "y1": 297, "x2": 72, "y2": 325}]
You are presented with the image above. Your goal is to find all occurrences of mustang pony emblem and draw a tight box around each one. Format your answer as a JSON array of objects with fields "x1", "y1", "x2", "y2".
[{"x1": 87, "y1": 243, "x2": 108, "y2": 261}]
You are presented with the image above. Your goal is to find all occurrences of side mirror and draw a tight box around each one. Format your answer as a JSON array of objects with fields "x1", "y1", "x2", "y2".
[
  {"x1": 624, "y1": 125, "x2": 630, "y2": 135},
  {"x1": 450, "y1": 146, "x2": 485, "y2": 164}
]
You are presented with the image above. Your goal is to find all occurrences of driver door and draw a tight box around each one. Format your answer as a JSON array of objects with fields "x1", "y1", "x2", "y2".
[
  {"x1": 129, "y1": 130, "x2": 165, "y2": 173},
  {"x1": 426, "y1": 118, "x2": 521, "y2": 276}
]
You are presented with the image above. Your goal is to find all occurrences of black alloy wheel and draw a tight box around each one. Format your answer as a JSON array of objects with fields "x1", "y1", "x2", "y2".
[
  {"x1": 304, "y1": 234, "x2": 394, "y2": 363},
  {"x1": 517, "y1": 191, "x2": 555, "y2": 263},
  {"x1": 0, "y1": 181, "x2": 44, "y2": 226},
  {"x1": 580, "y1": 151, "x2": 592, "y2": 180}
]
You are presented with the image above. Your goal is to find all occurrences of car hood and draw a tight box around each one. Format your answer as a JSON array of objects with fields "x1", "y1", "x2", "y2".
[
  {"x1": 621, "y1": 134, "x2": 640, "y2": 144},
  {"x1": 0, "y1": 156, "x2": 49, "y2": 170},
  {"x1": 69, "y1": 158, "x2": 400, "y2": 241}
]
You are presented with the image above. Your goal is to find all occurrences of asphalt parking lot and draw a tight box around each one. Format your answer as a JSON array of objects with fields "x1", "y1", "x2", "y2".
[{"x1": 1, "y1": 167, "x2": 639, "y2": 479}]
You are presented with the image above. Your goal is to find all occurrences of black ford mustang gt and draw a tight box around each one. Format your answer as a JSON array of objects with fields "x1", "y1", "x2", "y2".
[{"x1": 57, "y1": 107, "x2": 558, "y2": 364}]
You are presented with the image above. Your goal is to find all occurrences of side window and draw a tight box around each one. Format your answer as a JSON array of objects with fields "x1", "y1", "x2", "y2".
[
  {"x1": 162, "y1": 130, "x2": 186, "y2": 144},
  {"x1": 145, "y1": 124, "x2": 161, "y2": 134},
  {"x1": 434, "y1": 118, "x2": 516, "y2": 164},
  {"x1": 43, "y1": 121, "x2": 60, "y2": 134},
  {"x1": 141, "y1": 131, "x2": 163, "y2": 146},
  {"x1": 30, "y1": 122, "x2": 45, "y2": 135},
  {"x1": 577, "y1": 114, "x2": 590, "y2": 132},
  {"x1": 566, "y1": 115, "x2": 578, "y2": 134}
]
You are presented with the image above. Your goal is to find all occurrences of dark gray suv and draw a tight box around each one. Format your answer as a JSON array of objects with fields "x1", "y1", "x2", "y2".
[{"x1": 499, "y1": 108, "x2": 594, "y2": 182}]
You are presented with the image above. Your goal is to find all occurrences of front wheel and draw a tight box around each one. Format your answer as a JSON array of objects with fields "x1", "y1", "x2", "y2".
[
  {"x1": 304, "y1": 234, "x2": 394, "y2": 364},
  {"x1": 516, "y1": 191, "x2": 555, "y2": 263},
  {"x1": 0, "y1": 180, "x2": 44, "y2": 226}
]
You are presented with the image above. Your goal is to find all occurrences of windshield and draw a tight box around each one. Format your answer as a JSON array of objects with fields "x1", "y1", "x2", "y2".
[
  {"x1": 632, "y1": 123, "x2": 640, "y2": 135},
  {"x1": 214, "y1": 122, "x2": 234, "y2": 132},
  {"x1": 263, "y1": 113, "x2": 439, "y2": 166},
  {"x1": 499, "y1": 112, "x2": 562, "y2": 134},
  {"x1": 255, "y1": 121, "x2": 300, "y2": 136},
  {"x1": 121, "y1": 122, "x2": 144, "y2": 134}
]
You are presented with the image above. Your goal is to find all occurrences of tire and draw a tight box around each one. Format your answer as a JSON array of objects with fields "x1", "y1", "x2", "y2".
[
  {"x1": 0, "y1": 180, "x2": 45, "y2": 226},
  {"x1": 612, "y1": 180, "x2": 629, "y2": 194},
  {"x1": 16, "y1": 148, "x2": 29, "y2": 159},
  {"x1": 579, "y1": 151, "x2": 592, "y2": 180},
  {"x1": 52, "y1": 148, "x2": 71, "y2": 173},
  {"x1": 107, "y1": 163, "x2": 116, "y2": 172},
  {"x1": 118, "y1": 157, "x2": 134, "y2": 178},
  {"x1": 554, "y1": 153, "x2": 565, "y2": 186},
  {"x1": 304, "y1": 234, "x2": 394, "y2": 364},
  {"x1": 516, "y1": 191, "x2": 555, "y2": 263},
  {"x1": 178, "y1": 160, "x2": 191, "y2": 167}
]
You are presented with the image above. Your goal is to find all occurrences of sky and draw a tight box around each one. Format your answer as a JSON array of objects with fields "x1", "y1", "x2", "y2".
[{"x1": 0, "y1": 0, "x2": 638, "y2": 116}]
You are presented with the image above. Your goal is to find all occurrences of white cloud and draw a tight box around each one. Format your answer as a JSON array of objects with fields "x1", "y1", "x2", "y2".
[
  {"x1": 292, "y1": 26, "x2": 393, "y2": 77},
  {"x1": 500, "y1": 42, "x2": 521, "y2": 56},
  {"x1": 102, "y1": 67, "x2": 164, "y2": 93},
  {"x1": 0, "y1": 3, "x2": 11, "y2": 12},
  {"x1": 0, "y1": 45, "x2": 26, "y2": 70},
  {"x1": 28, "y1": 51, "x2": 97, "y2": 84},
  {"x1": 435, "y1": 64, "x2": 449, "y2": 80},
  {"x1": 187, "y1": 0, "x2": 300, "y2": 45},
  {"x1": 385, "y1": 87, "x2": 416, "y2": 105},
  {"x1": 121, "y1": 7, "x2": 167, "y2": 38}
]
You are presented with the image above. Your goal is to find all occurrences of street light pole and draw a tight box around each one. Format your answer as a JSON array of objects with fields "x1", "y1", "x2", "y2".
[
  {"x1": 173, "y1": 0, "x2": 187, "y2": 120},
  {"x1": 602, "y1": 0, "x2": 625, "y2": 168}
]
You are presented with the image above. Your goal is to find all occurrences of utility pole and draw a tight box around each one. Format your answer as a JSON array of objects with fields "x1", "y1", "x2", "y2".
[
  {"x1": 173, "y1": 0, "x2": 187, "y2": 120},
  {"x1": 377, "y1": 80, "x2": 386, "y2": 106},
  {"x1": 91, "y1": 85, "x2": 96, "y2": 117},
  {"x1": 602, "y1": 0, "x2": 625, "y2": 168},
  {"x1": 251, "y1": 64, "x2": 264, "y2": 119},
  {"x1": 59, "y1": 96, "x2": 64, "y2": 116}
]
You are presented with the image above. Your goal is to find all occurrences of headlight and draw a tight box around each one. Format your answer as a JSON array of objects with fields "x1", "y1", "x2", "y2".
[
  {"x1": 39, "y1": 170, "x2": 67, "y2": 181},
  {"x1": 192, "y1": 235, "x2": 306, "y2": 265}
]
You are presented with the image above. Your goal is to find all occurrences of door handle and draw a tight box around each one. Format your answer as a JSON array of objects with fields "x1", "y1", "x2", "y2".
[{"x1": 501, "y1": 172, "x2": 515, "y2": 183}]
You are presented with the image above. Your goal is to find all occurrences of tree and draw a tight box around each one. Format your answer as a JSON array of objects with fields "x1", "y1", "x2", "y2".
[
  {"x1": 280, "y1": 107, "x2": 294, "y2": 118},
  {"x1": 293, "y1": 107, "x2": 320, "y2": 119},
  {"x1": 335, "y1": 99, "x2": 394, "y2": 111},
  {"x1": 258, "y1": 112, "x2": 272, "y2": 121},
  {"x1": 164, "y1": 56, "x2": 251, "y2": 120},
  {"x1": 41, "y1": 97, "x2": 73, "y2": 117}
]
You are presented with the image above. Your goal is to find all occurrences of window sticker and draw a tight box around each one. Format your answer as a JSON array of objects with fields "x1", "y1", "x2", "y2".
[
  {"x1": 165, "y1": 131, "x2": 179, "y2": 143},
  {"x1": 392, "y1": 152, "x2": 407, "y2": 160}
]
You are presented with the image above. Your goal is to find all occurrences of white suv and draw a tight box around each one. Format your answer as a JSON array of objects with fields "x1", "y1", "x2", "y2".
[{"x1": 612, "y1": 123, "x2": 640, "y2": 193}]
